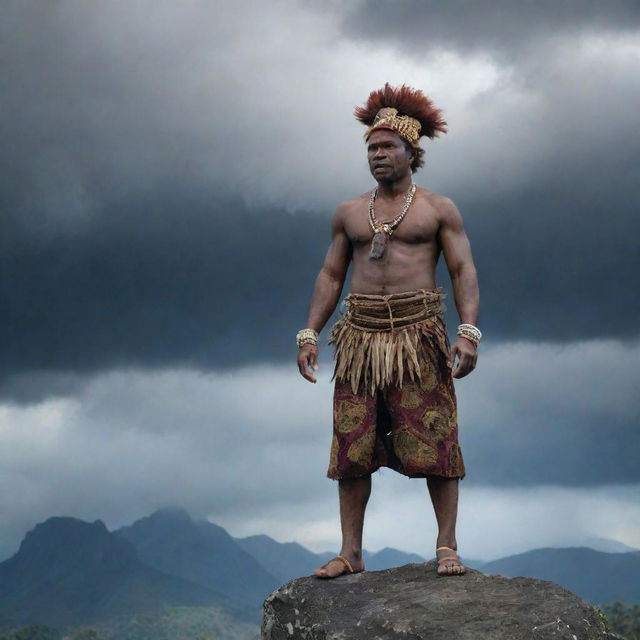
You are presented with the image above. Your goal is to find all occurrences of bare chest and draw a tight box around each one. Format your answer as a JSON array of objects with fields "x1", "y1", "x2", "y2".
[{"x1": 345, "y1": 200, "x2": 441, "y2": 248}]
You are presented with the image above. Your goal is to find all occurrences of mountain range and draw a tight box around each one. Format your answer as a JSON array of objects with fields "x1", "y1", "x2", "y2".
[
  {"x1": 0, "y1": 517, "x2": 227, "y2": 628},
  {"x1": 478, "y1": 547, "x2": 640, "y2": 605},
  {"x1": 0, "y1": 507, "x2": 638, "y2": 634},
  {"x1": 116, "y1": 507, "x2": 277, "y2": 611}
]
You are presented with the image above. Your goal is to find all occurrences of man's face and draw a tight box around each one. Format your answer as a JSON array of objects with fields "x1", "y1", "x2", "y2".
[{"x1": 367, "y1": 129, "x2": 414, "y2": 182}]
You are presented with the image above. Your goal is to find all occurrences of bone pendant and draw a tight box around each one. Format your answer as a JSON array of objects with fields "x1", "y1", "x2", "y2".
[{"x1": 370, "y1": 232, "x2": 388, "y2": 259}]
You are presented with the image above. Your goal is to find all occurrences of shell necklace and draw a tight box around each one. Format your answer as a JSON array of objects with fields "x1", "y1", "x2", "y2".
[{"x1": 368, "y1": 183, "x2": 416, "y2": 260}]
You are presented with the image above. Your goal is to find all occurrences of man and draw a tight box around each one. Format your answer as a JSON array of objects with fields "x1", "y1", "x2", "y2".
[{"x1": 296, "y1": 84, "x2": 480, "y2": 578}]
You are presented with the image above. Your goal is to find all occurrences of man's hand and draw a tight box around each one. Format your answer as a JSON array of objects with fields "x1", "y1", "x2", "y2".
[
  {"x1": 297, "y1": 344, "x2": 320, "y2": 383},
  {"x1": 449, "y1": 337, "x2": 477, "y2": 379}
]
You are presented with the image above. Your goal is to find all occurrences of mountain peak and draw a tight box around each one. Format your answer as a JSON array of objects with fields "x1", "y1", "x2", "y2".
[
  {"x1": 28, "y1": 515, "x2": 107, "y2": 533},
  {"x1": 19, "y1": 516, "x2": 111, "y2": 554},
  {"x1": 116, "y1": 511, "x2": 279, "y2": 607},
  {"x1": 6, "y1": 517, "x2": 138, "y2": 578}
]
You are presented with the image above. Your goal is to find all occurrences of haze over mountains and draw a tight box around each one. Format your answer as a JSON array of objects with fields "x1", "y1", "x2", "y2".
[{"x1": 0, "y1": 507, "x2": 638, "y2": 633}]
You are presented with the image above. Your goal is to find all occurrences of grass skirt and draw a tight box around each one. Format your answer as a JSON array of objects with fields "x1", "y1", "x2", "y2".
[{"x1": 329, "y1": 289, "x2": 450, "y2": 396}]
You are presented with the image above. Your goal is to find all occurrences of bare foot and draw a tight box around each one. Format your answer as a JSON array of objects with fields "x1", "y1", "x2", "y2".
[
  {"x1": 436, "y1": 546, "x2": 466, "y2": 576},
  {"x1": 314, "y1": 554, "x2": 364, "y2": 579}
]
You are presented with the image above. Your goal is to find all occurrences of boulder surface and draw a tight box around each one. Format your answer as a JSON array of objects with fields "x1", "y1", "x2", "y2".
[{"x1": 262, "y1": 561, "x2": 616, "y2": 640}]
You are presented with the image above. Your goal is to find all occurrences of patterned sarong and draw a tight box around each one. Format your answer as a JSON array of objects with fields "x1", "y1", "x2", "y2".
[{"x1": 327, "y1": 289, "x2": 465, "y2": 480}]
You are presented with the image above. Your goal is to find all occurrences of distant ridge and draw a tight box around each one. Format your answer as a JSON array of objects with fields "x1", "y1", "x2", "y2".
[
  {"x1": 235, "y1": 535, "x2": 322, "y2": 583},
  {"x1": 481, "y1": 546, "x2": 640, "y2": 604},
  {"x1": 116, "y1": 507, "x2": 279, "y2": 609},
  {"x1": 235, "y1": 535, "x2": 426, "y2": 582},
  {"x1": 364, "y1": 547, "x2": 426, "y2": 571},
  {"x1": 0, "y1": 517, "x2": 226, "y2": 628}
]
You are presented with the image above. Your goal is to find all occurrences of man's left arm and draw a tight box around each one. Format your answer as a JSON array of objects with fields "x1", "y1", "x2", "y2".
[{"x1": 437, "y1": 197, "x2": 480, "y2": 379}]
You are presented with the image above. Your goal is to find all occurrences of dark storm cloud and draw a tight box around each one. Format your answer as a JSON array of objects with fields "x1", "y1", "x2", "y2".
[
  {"x1": 342, "y1": 0, "x2": 640, "y2": 58},
  {"x1": 447, "y1": 180, "x2": 638, "y2": 343},
  {"x1": 0, "y1": 0, "x2": 333, "y2": 392},
  {"x1": 1, "y1": 0, "x2": 639, "y2": 399},
  {"x1": 1, "y1": 191, "x2": 330, "y2": 380}
]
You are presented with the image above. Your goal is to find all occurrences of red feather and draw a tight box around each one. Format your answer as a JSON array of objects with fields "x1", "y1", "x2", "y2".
[{"x1": 354, "y1": 83, "x2": 447, "y2": 139}]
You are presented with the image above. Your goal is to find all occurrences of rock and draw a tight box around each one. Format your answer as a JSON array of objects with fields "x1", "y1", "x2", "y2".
[{"x1": 262, "y1": 561, "x2": 612, "y2": 640}]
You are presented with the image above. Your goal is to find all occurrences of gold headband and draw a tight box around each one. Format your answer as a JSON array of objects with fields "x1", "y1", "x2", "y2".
[{"x1": 364, "y1": 107, "x2": 422, "y2": 147}]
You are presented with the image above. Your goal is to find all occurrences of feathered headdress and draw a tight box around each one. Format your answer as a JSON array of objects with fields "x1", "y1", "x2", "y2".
[{"x1": 355, "y1": 83, "x2": 447, "y2": 147}]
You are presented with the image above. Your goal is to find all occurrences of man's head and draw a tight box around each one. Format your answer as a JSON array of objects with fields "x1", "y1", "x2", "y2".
[
  {"x1": 367, "y1": 129, "x2": 416, "y2": 181},
  {"x1": 355, "y1": 84, "x2": 446, "y2": 174}
]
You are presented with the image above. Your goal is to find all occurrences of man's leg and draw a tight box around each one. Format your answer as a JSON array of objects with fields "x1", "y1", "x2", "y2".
[
  {"x1": 427, "y1": 476, "x2": 466, "y2": 575},
  {"x1": 315, "y1": 475, "x2": 371, "y2": 577}
]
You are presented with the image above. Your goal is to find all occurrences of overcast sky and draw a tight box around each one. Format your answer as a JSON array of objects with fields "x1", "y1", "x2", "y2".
[{"x1": 1, "y1": 0, "x2": 639, "y2": 564}]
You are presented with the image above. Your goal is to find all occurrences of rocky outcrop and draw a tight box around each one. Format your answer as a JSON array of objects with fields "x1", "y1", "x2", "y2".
[{"x1": 262, "y1": 561, "x2": 618, "y2": 640}]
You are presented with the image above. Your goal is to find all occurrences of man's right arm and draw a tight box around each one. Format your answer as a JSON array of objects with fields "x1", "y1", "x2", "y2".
[{"x1": 297, "y1": 204, "x2": 352, "y2": 383}]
